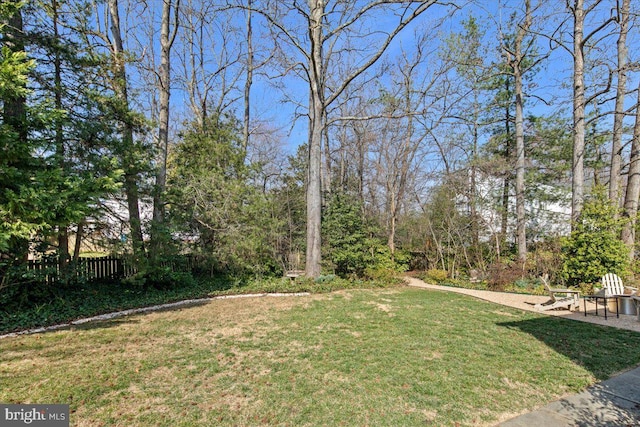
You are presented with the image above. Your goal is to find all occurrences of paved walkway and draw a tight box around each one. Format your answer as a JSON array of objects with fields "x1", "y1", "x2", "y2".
[
  {"x1": 404, "y1": 277, "x2": 640, "y2": 427},
  {"x1": 498, "y1": 366, "x2": 640, "y2": 427}
]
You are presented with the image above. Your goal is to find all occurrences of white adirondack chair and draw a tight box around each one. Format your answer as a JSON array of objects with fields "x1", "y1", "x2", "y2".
[
  {"x1": 596, "y1": 273, "x2": 636, "y2": 297},
  {"x1": 534, "y1": 276, "x2": 580, "y2": 312}
]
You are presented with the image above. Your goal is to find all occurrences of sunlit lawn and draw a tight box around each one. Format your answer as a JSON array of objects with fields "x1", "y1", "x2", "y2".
[{"x1": 2, "y1": 287, "x2": 640, "y2": 426}]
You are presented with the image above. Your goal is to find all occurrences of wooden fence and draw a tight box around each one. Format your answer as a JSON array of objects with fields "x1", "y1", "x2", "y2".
[
  {"x1": 24, "y1": 255, "x2": 204, "y2": 284},
  {"x1": 26, "y1": 256, "x2": 138, "y2": 284}
]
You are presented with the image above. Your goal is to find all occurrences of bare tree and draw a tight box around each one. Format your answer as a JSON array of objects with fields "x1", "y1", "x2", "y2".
[
  {"x1": 243, "y1": 0, "x2": 253, "y2": 151},
  {"x1": 107, "y1": 0, "x2": 145, "y2": 255},
  {"x1": 241, "y1": 0, "x2": 275, "y2": 155},
  {"x1": 608, "y1": 0, "x2": 629, "y2": 203},
  {"x1": 621, "y1": 80, "x2": 640, "y2": 260},
  {"x1": 249, "y1": 0, "x2": 453, "y2": 277},
  {"x1": 177, "y1": 0, "x2": 243, "y2": 127},
  {"x1": 367, "y1": 38, "x2": 447, "y2": 257},
  {"x1": 328, "y1": 86, "x2": 379, "y2": 206},
  {"x1": 440, "y1": 16, "x2": 494, "y2": 259},
  {"x1": 500, "y1": 0, "x2": 539, "y2": 262},
  {"x1": 568, "y1": 0, "x2": 615, "y2": 224},
  {"x1": 151, "y1": 0, "x2": 181, "y2": 247}
]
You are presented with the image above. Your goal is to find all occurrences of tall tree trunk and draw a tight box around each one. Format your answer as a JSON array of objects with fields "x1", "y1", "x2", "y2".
[
  {"x1": 500, "y1": 78, "x2": 512, "y2": 250},
  {"x1": 3, "y1": 2, "x2": 27, "y2": 143},
  {"x1": 338, "y1": 127, "x2": 347, "y2": 191},
  {"x1": 355, "y1": 126, "x2": 366, "y2": 206},
  {"x1": 52, "y1": 0, "x2": 70, "y2": 269},
  {"x1": 470, "y1": 121, "x2": 479, "y2": 251},
  {"x1": 243, "y1": 0, "x2": 252, "y2": 153},
  {"x1": 152, "y1": 0, "x2": 180, "y2": 254},
  {"x1": 514, "y1": 73, "x2": 526, "y2": 262},
  {"x1": 387, "y1": 194, "x2": 397, "y2": 255},
  {"x1": 323, "y1": 107, "x2": 332, "y2": 196},
  {"x1": 608, "y1": 0, "x2": 629, "y2": 204},
  {"x1": 513, "y1": 0, "x2": 532, "y2": 263},
  {"x1": 57, "y1": 228, "x2": 69, "y2": 271},
  {"x1": 124, "y1": 172, "x2": 145, "y2": 255},
  {"x1": 571, "y1": 0, "x2": 586, "y2": 225},
  {"x1": 621, "y1": 80, "x2": 640, "y2": 260},
  {"x1": 108, "y1": 0, "x2": 145, "y2": 256},
  {"x1": 73, "y1": 220, "x2": 85, "y2": 262},
  {"x1": 305, "y1": 0, "x2": 324, "y2": 278}
]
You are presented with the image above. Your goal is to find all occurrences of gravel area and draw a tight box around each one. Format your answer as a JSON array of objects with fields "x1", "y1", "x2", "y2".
[{"x1": 405, "y1": 276, "x2": 640, "y2": 333}]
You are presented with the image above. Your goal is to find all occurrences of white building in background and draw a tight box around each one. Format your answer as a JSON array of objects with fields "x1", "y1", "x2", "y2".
[
  {"x1": 469, "y1": 173, "x2": 571, "y2": 244},
  {"x1": 73, "y1": 197, "x2": 154, "y2": 254}
]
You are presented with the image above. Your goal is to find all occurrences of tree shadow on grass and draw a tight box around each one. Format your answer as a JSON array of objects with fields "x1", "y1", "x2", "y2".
[
  {"x1": 501, "y1": 385, "x2": 640, "y2": 427},
  {"x1": 498, "y1": 317, "x2": 640, "y2": 426},
  {"x1": 554, "y1": 381, "x2": 640, "y2": 427},
  {"x1": 498, "y1": 316, "x2": 640, "y2": 381}
]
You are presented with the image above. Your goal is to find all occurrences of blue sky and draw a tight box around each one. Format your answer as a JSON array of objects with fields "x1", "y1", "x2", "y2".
[{"x1": 117, "y1": 0, "x2": 639, "y2": 160}]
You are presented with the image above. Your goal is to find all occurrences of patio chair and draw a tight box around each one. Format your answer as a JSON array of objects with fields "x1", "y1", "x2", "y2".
[
  {"x1": 577, "y1": 273, "x2": 637, "y2": 318},
  {"x1": 534, "y1": 276, "x2": 580, "y2": 312},
  {"x1": 596, "y1": 273, "x2": 636, "y2": 297}
]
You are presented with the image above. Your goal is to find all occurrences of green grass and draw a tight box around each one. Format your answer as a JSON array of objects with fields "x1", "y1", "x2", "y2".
[
  {"x1": 0, "y1": 274, "x2": 396, "y2": 334},
  {"x1": 2, "y1": 287, "x2": 640, "y2": 426}
]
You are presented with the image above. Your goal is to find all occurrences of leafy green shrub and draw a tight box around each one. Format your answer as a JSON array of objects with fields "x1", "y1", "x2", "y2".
[
  {"x1": 363, "y1": 246, "x2": 409, "y2": 283},
  {"x1": 314, "y1": 274, "x2": 337, "y2": 284},
  {"x1": 363, "y1": 266, "x2": 398, "y2": 285},
  {"x1": 513, "y1": 279, "x2": 530, "y2": 289},
  {"x1": 322, "y1": 193, "x2": 373, "y2": 277},
  {"x1": 322, "y1": 193, "x2": 410, "y2": 279},
  {"x1": 424, "y1": 269, "x2": 448, "y2": 283},
  {"x1": 441, "y1": 277, "x2": 487, "y2": 290},
  {"x1": 503, "y1": 277, "x2": 547, "y2": 295},
  {"x1": 561, "y1": 186, "x2": 630, "y2": 286},
  {"x1": 577, "y1": 282, "x2": 595, "y2": 296},
  {"x1": 370, "y1": 246, "x2": 409, "y2": 272},
  {"x1": 0, "y1": 256, "x2": 95, "y2": 311},
  {"x1": 123, "y1": 265, "x2": 196, "y2": 290}
]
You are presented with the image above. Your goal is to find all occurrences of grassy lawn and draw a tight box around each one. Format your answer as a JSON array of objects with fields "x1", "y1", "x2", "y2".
[
  {"x1": 0, "y1": 274, "x2": 394, "y2": 334},
  {"x1": 2, "y1": 287, "x2": 640, "y2": 426}
]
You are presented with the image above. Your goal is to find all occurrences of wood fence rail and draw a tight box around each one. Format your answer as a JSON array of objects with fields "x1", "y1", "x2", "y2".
[
  {"x1": 22, "y1": 254, "x2": 206, "y2": 285},
  {"x1": 26, "y1": 256, "x2": 137, "y2": 284}
]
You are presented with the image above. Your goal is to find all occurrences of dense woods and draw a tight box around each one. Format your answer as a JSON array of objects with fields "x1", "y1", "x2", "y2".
[{"x1": 2, "y1": 0, "x2": 640, "y2": 291}]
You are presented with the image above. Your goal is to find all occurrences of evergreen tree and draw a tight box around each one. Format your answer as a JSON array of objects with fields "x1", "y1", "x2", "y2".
[
  {"x1": 26, "y1": 0, "x2": 122, "y2": 265},
  {"x1": 562, "y1": 186, "x2": 630, "y2": 286},
  {"x1": 168, "y1": 114, "x2": 282, "y2": 276},
  {"x1": 322, "y1": 191, "x2": 380, "y2": 277},
  {"x1": 1, "y1": 1, "x2": 121, "y2": 280},
  {"x1": 0, "y1": 1, "x2": 40, "y2": 258}
]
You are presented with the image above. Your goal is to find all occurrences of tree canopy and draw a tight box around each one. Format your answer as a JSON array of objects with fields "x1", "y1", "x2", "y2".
[{"x1": 2, "y1": 0, "x2": 640, "y2": 287}]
